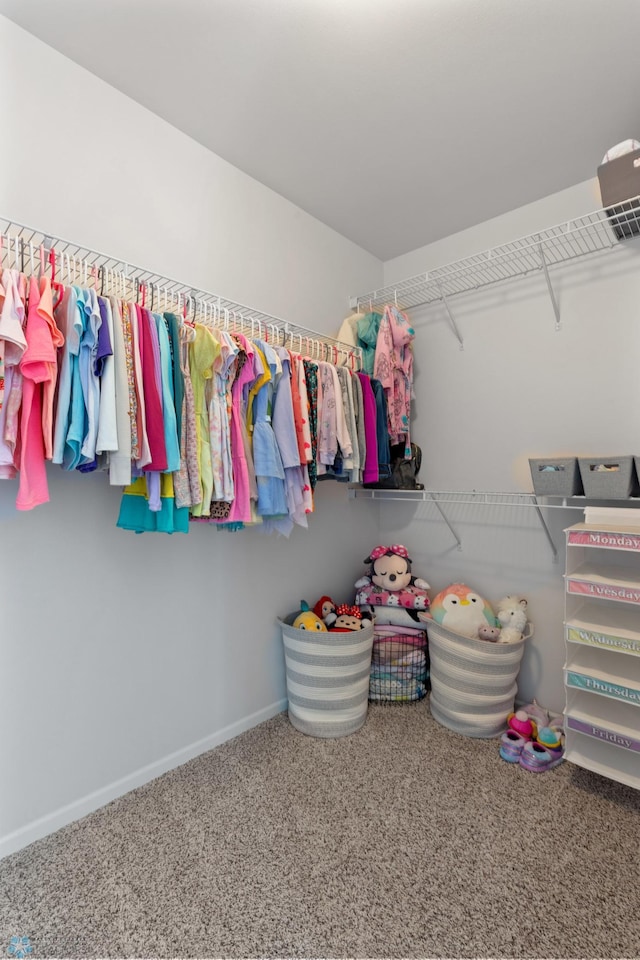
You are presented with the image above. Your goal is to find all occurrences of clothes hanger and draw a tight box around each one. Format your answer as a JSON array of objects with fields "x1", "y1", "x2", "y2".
[{"x1": 50, "y1": 248, "x2": 65, "y2": 302}]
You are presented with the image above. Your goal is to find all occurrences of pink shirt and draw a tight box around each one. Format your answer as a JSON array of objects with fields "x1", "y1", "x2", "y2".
[
  {"x1": 373, "y1": 305, "x2": 415, "y2": 456},
  {"x1": 357, "y1": 373, "x2": 378, "y2": 484},
  {"x1": 16, "y1": 277, "x2": 57, "y2": 510}
]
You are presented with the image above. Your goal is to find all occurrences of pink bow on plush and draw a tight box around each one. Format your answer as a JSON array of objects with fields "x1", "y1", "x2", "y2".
[
  {"x1": 368, "y1": 544, "x2": 410, "y2": 561},
  {"x1": 336, "y1": 604, "x2": 361, "y2": 618}
]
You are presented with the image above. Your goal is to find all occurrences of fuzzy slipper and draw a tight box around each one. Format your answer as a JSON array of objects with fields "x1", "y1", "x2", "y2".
[{"x1": 519, "y1": 740, "x2": 564, "y2": 773}]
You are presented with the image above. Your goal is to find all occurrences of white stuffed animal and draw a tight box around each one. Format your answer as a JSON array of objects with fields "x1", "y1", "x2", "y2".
[{"x1": 496, "y1": 595, "x2": 528, "y2": 644}]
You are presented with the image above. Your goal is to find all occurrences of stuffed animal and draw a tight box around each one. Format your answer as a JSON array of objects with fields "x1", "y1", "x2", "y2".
[
  {"x1": 507, "y1": 709, "x2": 536, "y2": 740},
  {"x1": 293, "y1": 601, "x2": 328, "y2": 632},
  {"x1": 313, "y1": 595, "x2": 337, "y2": 628},
  {"x1": 330, "y1": 604, "x2": 369, "y2": 632},
  {"x1": 355, "y1": 544, "x2": 430, "y2": 593},
  {"x1": 478, "y1": 624, "x2": 500, "y2": 643},
  {"x1": 496, "y1": 595, "x2": 528, "y2": 644},
  {"x1": 430, "y1": 583, "x2": 496, "y2": 639}
]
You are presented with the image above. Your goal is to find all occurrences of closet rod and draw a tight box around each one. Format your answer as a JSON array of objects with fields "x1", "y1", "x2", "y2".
[{"x1": 0, "y1": 215, "x2": 363, "y2": 369}]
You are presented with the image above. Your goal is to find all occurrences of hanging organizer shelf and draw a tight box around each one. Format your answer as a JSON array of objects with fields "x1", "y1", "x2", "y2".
[
  {"x1": 0, "y1": 216, "x2": 362, "y2": 367},
  {"x1": 349, "y1": 196, "x2": 640, "y2": 344},
  {"x1": 348, "y1": 487, "x2": 640, "y2": 562}
]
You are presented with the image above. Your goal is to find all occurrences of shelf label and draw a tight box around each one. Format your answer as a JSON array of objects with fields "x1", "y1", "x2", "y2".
[
  {"x1": 566, "y1": 671, "x2": 640, "y2": 706},
  {"x1": 568, "y1": 530, "x2": 640, "y2": 551},
  {"x1": 566, "y1": 626, "x2": 640, "y2": 656},
  {"x1": 566, "y1": 716, "x2": 640, "y2": 752},
  {"x1": 567, "y1": 578, "x2": 640, "y2": 604}
]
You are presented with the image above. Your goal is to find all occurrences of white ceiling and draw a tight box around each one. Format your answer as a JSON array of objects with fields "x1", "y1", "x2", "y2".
[{"x1": 2, "y1": 0, "x2": 639, "y2": 260}]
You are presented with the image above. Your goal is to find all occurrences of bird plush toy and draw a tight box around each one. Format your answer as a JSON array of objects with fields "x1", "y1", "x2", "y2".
[{"x1": 430, "y1": 583, "x2": 497, "y2": 639}]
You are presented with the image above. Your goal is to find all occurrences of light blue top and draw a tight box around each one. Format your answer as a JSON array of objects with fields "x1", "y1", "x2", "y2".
[
  {"x1": 52, "y1": 285, "x2": 79, "y2": 465},
  {"x1": 153, "y1": 312, "x2": 181, "y2": 473}
]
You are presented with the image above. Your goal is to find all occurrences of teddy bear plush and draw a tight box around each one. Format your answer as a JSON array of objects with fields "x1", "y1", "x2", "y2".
[{"x1": 496, "y1": 595, "x2": 528, "y2": 644}]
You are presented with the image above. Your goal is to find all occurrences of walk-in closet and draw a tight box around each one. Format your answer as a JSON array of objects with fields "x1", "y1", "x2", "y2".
[{"x1": 1, "y1": 3, "x2": 639, "y2": 958}]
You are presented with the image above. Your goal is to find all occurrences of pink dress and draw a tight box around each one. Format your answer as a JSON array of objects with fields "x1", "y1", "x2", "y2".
[
  {"x1": 16, "y1": 277, "x2": 57, "y2": 510},
  {"x1": 226, "y1": 337, "x2": 256, "y2": 524},
  {"x1": 373, "y1": 305, "x2": 415, "y2": 457}
]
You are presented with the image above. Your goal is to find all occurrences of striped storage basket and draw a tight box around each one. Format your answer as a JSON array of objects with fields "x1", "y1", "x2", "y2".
[
  {"x1": 278, "y1": 613, "x2": 374, "y2": 738},
  {"x1": 425, "y1": 619, "x2": 528, "y2": 738}
]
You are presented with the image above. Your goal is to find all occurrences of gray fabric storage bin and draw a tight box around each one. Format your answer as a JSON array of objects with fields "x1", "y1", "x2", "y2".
[
  {"x1": 278, "y1": 613, "x2": 374, "y2": 738},
  {"x1": 529, "y1": 457, "x2": 583, "y2": 497},
  {"x1": 578, "y1": 456, "x2": 639, "y2": 499},
  {"x1": 598, "y1": 151, "x2": 640, "y2": 240}
]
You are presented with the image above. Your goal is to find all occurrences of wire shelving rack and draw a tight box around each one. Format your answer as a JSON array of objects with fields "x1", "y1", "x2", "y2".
[
  {"x1": 349, "y1": 196, "x2": 640, "y2": 344},
  {"x1": 0, "y1": 215, "x2": 363, "y2": 368}
]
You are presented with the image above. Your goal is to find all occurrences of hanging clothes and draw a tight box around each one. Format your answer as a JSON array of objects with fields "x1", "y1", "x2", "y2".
[
  {"x1": 209, "y1": 328, "x2": 238, "y2": 503},
  {"x1": 357, "y1": 311, "x2": 383, "y2": 377},
  {"x1": 173, "y1": 321, "x2": 200, "y2": 510},
  {"x1": 189, "y1": 322, "x2": 219, "y2": 516},
  {"x1": 95, "y1": 296, "x2": 118, "y2": 459},
  {"x1": 249, "y1": 339, "x2": 287, "y2": 519},
  {"x1": 351, "y1": 371, "x2": 366, "y2": 484},
  {"x1": 107, "y1": 296, "x2": 132, "y2": 486},
  {"x1": 0, "y1": 243, "x2": 374, "y2": 527},
  {"x1": 16, "y1": 276, "x2": 59, "y2": 510},
  {"x1": 265, "y1": 347, "x2": 309, "y2": 536},
  {"x1": 357, "y1": 372, "x2": 379, "y2": 485},
  {"x1": 117, "y1": 473, "x2": 189, "y2": 534},
  {"x1": 302, "y1": 359, "x2": 319, "y2": 491},
  {"x1": 336, "y1": 366, "x2": 359, "y2": 481},
  {"x1": 336, "y1": 311, "x2": 363, "y2": 349},
  {"x1": 373, "y1": 304, "x2": 415, "y2": 458},
  {"x1": 221, "y1": 335, "x2": 254, "y2": 525},
  {"x1": 153, "y1": 312, "x2": 180, "y2": 473},
  {"x1": 370, "y1": 377, "x2": 391, "y2": 480},
  {"x1": 0, "y1": 269, "x2": 26, "y2": 479}
]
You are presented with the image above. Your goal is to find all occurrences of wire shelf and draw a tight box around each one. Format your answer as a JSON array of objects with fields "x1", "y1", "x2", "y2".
[
  {"x1": 348, "y1": 487, "x2": 640, "y2": 509},
  {"x1": 350, "y1": 196, "x2": 640, "y2": 313},
  {"x1": 0, "y1": 215, "x2": 363, "y2": 369}
]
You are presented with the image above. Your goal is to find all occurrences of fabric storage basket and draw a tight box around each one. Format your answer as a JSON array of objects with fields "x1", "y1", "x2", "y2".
[
  {"x1": 369, "y1": 628, "x2": 429, "y2": 703},
  {"x1": 529, "y1": 457, "x2": 583, "y2": 497},
  {"x1": 429, "y1": 698, "x2": 516, "y2": 739},
  {"x1": 425, "y1": 619, "x2": 527, "y2": 738},
  {"x1": 278, "y1": 613, "x2": 374, "y2": 738},
  {"x1": 578, "y1": 456, "x2": 638, "y2": 499},
  {"x1": 597, "y1": 149, "x2": 640, "y2": 240}
]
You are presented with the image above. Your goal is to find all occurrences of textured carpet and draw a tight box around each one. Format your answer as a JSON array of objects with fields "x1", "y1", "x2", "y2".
[{"x1": 1, "y1": 699, "x2": 639, "y2": 959}]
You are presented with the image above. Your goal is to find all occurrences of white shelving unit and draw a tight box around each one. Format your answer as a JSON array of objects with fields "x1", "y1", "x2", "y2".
[
  {"x1": 563, "y1": 517, "x2": 640, "y2": 790},
  {"x1": 349, "y1": 196, "x2": 640, "y2": 343}
]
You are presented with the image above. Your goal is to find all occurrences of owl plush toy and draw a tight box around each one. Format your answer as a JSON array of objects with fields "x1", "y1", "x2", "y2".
[{"x1": 430, "y1": 583, "x2": 496, "y2": 639}]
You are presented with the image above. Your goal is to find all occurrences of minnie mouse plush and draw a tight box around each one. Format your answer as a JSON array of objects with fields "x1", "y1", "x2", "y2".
[
  {"x1": 354, "y1": 545, "x2": 431, "y2": 621},
  {"x1": 355, "y1": 545, "x2": 430, "y2": 593},
  {"x1": 330, "y1": 604, "x2": 373, "y2": 632}
]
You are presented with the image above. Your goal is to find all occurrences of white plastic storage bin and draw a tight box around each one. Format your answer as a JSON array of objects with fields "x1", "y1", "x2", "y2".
[
  {"x1": 425, "y1": 619, "x2": 526, "y2": 738},
  {"x1": 578, "y1": 456, "x2": 639, "y2": 499},
  {"x1": 529, "y1": 457, "x2": 583, "y2": 497},
  {"x1": 278, "y1": 613, "x2": 374, "y2": 738}
]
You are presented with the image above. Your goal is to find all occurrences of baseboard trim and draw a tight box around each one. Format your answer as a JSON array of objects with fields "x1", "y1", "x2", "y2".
[{"x1": 1, "y1": 698, "x2": 288, "y2": 860}]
